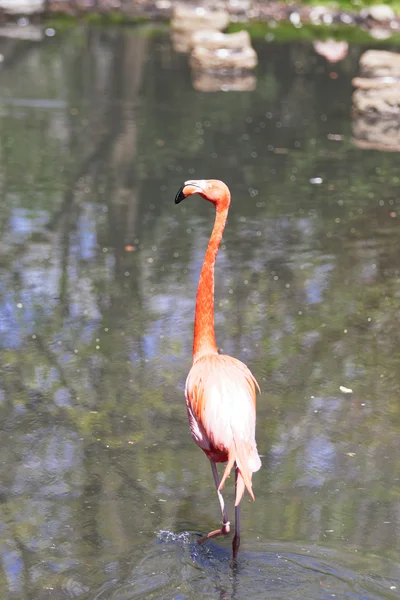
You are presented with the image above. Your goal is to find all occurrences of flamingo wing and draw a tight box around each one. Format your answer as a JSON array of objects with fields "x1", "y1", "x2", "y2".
[{"x1": 185, "y1": 354, "x2": 261, "y2": 504}]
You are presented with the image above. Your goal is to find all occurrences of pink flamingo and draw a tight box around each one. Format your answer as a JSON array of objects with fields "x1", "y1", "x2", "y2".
[{"x1": 175, "y1": 179, "x2": 261, "y2": 560}]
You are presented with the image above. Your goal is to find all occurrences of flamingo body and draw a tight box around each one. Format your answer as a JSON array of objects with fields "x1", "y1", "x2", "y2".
[
  {"x1": 174, "y1": 178, "x2": 261, "y2": 559},
  {"x1": 185, "y1": 353, "x2": 261, "y2": 505}
]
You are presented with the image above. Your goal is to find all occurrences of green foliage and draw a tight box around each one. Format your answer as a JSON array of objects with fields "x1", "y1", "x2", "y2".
[{"x1": 230, "y1": 20, "x2": 400, "y2": 44}]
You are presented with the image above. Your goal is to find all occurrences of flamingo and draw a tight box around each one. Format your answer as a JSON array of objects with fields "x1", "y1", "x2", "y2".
[{"x1": 175, "y1": 179, "x2": 261, "y2": 561}]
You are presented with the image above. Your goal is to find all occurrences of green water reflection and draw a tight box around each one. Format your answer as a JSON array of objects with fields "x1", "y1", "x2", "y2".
[{"x1": 0, "y1": 25, "x2": 399, "y2": 599}]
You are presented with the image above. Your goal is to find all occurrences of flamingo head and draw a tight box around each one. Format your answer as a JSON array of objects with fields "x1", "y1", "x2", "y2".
[{"x1": 175, "y1": 179, "x2": 231, "y2": 208}]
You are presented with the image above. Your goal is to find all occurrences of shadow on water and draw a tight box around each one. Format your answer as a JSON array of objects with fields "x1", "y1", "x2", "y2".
[{"x1": 89, "y1": 532, "x2": 400, "y2": 599}]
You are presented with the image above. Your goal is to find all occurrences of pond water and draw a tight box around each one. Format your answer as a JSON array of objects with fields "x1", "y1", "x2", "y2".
[{"x1": 0, "y1": 23, "x2": 400, "y2": 600}]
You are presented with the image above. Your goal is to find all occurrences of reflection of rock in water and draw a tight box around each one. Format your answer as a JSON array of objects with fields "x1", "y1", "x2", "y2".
[
  {"x1": 352, "y1": 50, "x2": 400, "y2": 151},
  {"x1": 191, "y1": 29, "x2": 252, "y2": 52},
  {"x1": 353, "y1": 115, "x2": 400, "y2": 152},
  {"x1": 353, "y1": 79, "x2": 400, "y2": 116},
  {"x1": 192, "y1": 70, "x2": 256, "y2": 92},
  {"x1": 313, "y1": 39, "x2": 348, "y2": 63},
  {"x1": 191, "y1": 44, "x2": 257, "y2": 72}
]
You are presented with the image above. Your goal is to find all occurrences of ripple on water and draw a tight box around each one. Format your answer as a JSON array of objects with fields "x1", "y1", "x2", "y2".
[{"x1": 89, "y1": 533, "x2": 400, "y2": 600}]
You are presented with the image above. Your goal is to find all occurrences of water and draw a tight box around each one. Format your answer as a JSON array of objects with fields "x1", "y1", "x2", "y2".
[{"x1": 0, "y1": 24, "x2": 400, "y2": 599}]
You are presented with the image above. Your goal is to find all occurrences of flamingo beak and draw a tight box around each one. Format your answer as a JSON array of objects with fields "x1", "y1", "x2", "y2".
[
  {"x1": 175, "y1": 180, "x2": 207, "y2": 204},
  {"x1": 174, "y1": 184, "x2": 186, "y2": 204}
]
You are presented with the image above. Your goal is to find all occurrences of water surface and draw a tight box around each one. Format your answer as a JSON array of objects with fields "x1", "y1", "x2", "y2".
[{"x1": 0, "y1": 25, "x2": 400, "y2": 599}]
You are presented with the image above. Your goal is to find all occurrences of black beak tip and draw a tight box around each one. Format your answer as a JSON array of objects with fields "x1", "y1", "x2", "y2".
[{"x1": 175, "y1": 185, "x2": 186, "y2": 204}]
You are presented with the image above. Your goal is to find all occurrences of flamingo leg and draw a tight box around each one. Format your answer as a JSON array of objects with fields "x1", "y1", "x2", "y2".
[
  {"x1": 232, "y1": 465, "x2": 241, "y2": 561},
  {"x1": 197, "y1": 460, "x2": 230, "y2": 544}
]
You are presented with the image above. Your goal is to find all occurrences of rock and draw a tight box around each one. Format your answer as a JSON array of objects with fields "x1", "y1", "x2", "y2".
[
  {"x1": 170, "y1": 10, "x2": 236, "y2": 53},
  {"x1": 191, "y1": 44, "x2": 257, "y2": 71},
  {"x1": 190, "y1": 29, "x2": 251, "y2": 51},
  {"x1": 0, "y1": 0, "x2": 44, "y2": 13},
  {"x1": 339, "y1": 385, "x2": 353, "y2": 394},
  {"x1": 226, "y1": 0, "x2": 251, "y2": 15},
  {"x1": 155, "y1": 0, "x2": 172, "y2": 13},
  {"x1": 340, "y1": 12, "x2": 354, "y2": 25},
  {"x1": 363, "y1": 4, "x2": 396, "y2": 22},
  {"x1": 172, "y1": 23, "x2": 251, "y2": 55},
  {"x1": 309, "y1": 5, "x2": 329, "y2": 23},
  {"x1": 171, "y1": 4, "x2": 230, "y2": 32},
  {"x1": 322, "y1": 12, "x2": 333, "y2": 24},
  {"x1": 359, "y1": 50, "x2": 400, "y2": 78},
  {"x1": 155, "y1": 0, "x2": 171, "y2": 9},
  {"x1": 353, "y1": 50, "x2": 400, "y2": 117},
  {"x1": 189, "y1": 24, "x2": 257, "y2": 73},
  {"x1": 289, "y1": 11, "x2": 301, "y2": 25}
]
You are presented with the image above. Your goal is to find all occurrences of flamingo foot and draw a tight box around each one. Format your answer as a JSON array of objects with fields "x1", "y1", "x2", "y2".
[{"x1": 197, "y1": 521, "x2": 230, "y2": 544}]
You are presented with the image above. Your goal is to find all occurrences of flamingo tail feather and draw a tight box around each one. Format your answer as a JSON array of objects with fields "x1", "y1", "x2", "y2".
[{"x1": 218, "y1": 441, "x2": 256, "y2": 504}]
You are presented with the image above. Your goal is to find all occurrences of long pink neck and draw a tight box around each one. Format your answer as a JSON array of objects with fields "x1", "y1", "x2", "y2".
[{"x1": 193, "y1": 204, "x2": 229, "y2": 362}]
